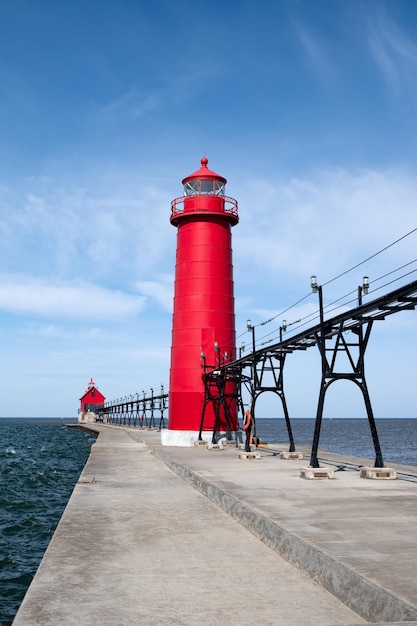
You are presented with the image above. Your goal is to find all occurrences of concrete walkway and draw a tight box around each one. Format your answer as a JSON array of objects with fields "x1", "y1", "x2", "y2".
[{"x1": 13, "y1": 424, "x2": 417, "y2": 625}]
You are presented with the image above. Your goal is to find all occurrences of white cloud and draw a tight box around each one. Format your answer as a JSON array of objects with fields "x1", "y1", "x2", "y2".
[
  {"x1": 0, "y1": 275, "x2": 146, "y2": 319},
  {"x1": 135, "y1": 274, "x2": 174, "y2": 312},
  {"x1": 235, "y1": 167, "x2": 417, "y2": 285},
  {"x1": 0, "y1": 177, "x2": 174, "y2": 284},
  {"x1": 21, "y1": 323, "x2": 108, "y2": 340}
]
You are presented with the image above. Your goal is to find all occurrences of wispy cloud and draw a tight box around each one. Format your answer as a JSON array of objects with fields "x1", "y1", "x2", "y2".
[
  {"x1": 21, "y1": 323, "x2": 108, "y2": 340},
  {"x1": 99, "y1": 60, "x2": 223, "y2": 125},
  {"x1": 368, "y1": 10, "x2": 417, "y2": 95},
  {"x1": 0, "y1": 275, "x2": 146, "y2": 319},
  {"x1": 234, "y1": 166, "x2": 417, "y2": 321},
  {"x1": 292, "y1": 19, "x2": 336, "y2": 82},
  {"x1": 0, "y1": 179, "x2": 173, "y2": 284},
  {"x1": 101, "y1": 88, "x2": 164, "y2": 119}
]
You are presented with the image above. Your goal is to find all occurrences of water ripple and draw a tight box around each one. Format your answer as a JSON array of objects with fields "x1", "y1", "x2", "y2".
[{"x1": 0, "y1": 419, "x2": 95, "y2": 625}]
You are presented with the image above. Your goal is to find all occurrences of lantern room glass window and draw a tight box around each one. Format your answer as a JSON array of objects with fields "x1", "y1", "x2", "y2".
[
  {"x1": 183, "y1": 180, "x2": 225, "y2": 196},
  {"x1": 214, "y1": 181, "x2": 225, "y2": 195}
]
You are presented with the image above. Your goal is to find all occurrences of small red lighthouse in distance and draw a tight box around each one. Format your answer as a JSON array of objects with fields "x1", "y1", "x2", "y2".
[
  {"x1": 78, "y1": 378, "x2": 105, "y2": 423},
  {"x1": 163, "y1": 157, "x2": 239, "y2": 446}
]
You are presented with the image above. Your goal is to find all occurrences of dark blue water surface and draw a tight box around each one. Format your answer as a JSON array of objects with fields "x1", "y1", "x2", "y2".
[
  {"x1": 1, "y1": 417, "x2": 416, "y2": 625},
  {"x1": 0, "y1": 418, "x2": 96, "y2": 626},
  {"x1": 255, "y1": 417, "x2": 417, "y2": 467}
]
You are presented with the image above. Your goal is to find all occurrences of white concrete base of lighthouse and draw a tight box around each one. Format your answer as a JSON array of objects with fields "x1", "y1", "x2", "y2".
[{"x1": 161, "y1": 429, "x2": 227, "y2": 447}]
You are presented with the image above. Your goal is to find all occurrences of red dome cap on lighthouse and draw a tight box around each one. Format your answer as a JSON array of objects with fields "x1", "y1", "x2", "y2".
[{"x1": 182, "y1": 156, "x2": 227, "y2": 185}]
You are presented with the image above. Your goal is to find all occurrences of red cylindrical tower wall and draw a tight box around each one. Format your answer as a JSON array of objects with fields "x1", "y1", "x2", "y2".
[{"x1": 168, "y1": 158, "x2": 238, "y2": 432}]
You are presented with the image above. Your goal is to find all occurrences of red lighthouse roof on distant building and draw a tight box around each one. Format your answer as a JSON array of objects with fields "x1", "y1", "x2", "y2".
[{"x1": 79, "y1": 378, "x2": 105, "y2": 411}]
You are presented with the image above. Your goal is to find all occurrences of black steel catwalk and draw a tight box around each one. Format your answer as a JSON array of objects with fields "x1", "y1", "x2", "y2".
[
  {"x1": 200, "y1": 279, "x2": 417, "y2": 468},
  {"x1": 97, "y1": 386, "x2": 168, "y2": 430},
  {"x1": 97, "y1": 279, "x2": 417, "y2": 468}
]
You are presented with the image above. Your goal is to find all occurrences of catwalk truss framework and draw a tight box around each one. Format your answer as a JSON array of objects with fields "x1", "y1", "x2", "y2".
[
  {"x1": 97, "y1": 279, "x2": 417, "y2": 468},
  {"x1": 199, "y1": 279, "x2": 417, "y2": 467},
  {"x1": 97, "y1": 386, "x2": 168, "y2": 429}
]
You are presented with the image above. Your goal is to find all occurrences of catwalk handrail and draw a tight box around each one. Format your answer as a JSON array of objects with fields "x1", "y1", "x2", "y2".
[
  {"x1": 96, "y1": 389, "x2": 168, "y2": 430},
  {"x1": 218, "y1": 278, "x2": 417, "y2": 370}
]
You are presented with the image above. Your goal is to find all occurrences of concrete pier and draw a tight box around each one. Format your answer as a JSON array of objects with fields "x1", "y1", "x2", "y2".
[{"x1": 13, "y1": 425, "x2": 417, "y2": 625}]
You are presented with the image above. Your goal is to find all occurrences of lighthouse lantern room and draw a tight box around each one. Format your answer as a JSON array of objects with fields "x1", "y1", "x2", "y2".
[{"x1": 163, "y1": 157, "x2": 239, "y2": 446}]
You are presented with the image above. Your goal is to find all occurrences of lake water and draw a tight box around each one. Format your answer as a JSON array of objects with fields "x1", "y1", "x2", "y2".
[
  {"x1": 254, "y1": 417, "x2": 417, "y2": 466},
  {"x1": 0, "y1": 418, "x2": 95, "y2": 625}
]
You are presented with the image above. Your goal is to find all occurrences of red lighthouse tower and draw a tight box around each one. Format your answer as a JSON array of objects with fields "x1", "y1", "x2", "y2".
[{"x1": 163, "y1": 157, "x2": 239, "y2": 446}]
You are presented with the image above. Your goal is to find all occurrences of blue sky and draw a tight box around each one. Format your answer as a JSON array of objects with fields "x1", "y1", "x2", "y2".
[{"x1": 1, "y1": 0, "x2": 417, "y2": 418}]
